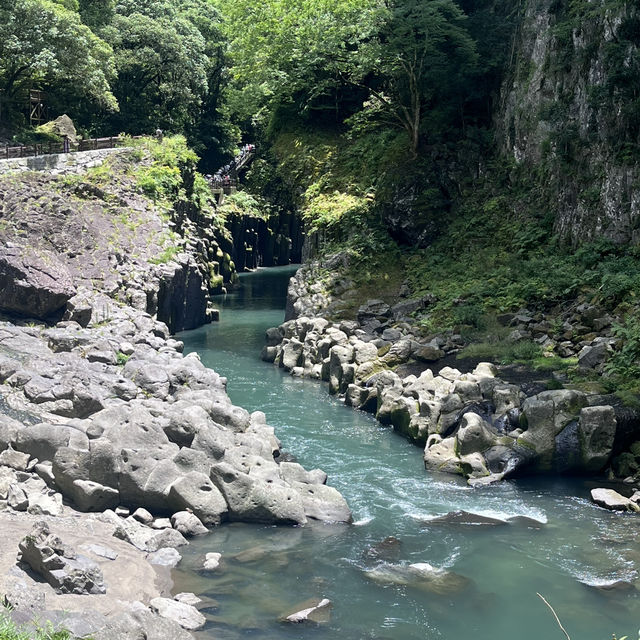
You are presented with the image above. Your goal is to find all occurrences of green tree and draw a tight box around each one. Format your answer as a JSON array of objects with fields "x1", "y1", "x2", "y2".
[
  {"x1": 218, "y1": 0, "x2": 377, "y2": 123},
  {"x1": 0, "y1": 0, "x2": 116, "y2": 113},
  {"x1": 99, "y1": 0, "x2": 232, "y2": 152},
  {"x1": 78, "y1": 0, "x2": 115, "y2": 29},
  {"x1": 102, "y1": 6, "x2": 209, "y2": 133},
  {"x1": 352, "y1": 0, "x2": 478, "y2": 155}
]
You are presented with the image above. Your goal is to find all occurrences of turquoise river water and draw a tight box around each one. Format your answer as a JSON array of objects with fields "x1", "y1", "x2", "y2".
[{"x1": 176, "y1": 265, "x2": 640, "y2": 640}]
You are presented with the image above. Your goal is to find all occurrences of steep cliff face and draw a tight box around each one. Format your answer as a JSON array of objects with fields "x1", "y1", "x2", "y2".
[
  {"x1": 225, "y1": 210, "x2": 303, "y2": 272},
  {"x1": 498, "y1": 0, "x2": 640, "y2": 245}
]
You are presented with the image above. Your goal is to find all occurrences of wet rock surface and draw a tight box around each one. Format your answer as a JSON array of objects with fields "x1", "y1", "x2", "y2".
[{"x1": 264, "y1": 258, "x2": 634, "y2": 485}]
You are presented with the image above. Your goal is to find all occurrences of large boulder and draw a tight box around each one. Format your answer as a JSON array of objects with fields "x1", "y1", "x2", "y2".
[
  {"x1": 210, "y1": 462, "x2": 306, "y2": 525},
  {"x1": 591, "y1": 488, "x2": 640, "y2": 512},
  {"x1": 37, "y1": 114, "x2": 78, "y2": 144},
  {"x1": 288, "y1": 481, "x2": 351, "y2": 523},
  {"x1": 166, "y1": 472, "x2": 228, "y2": 526},
  {"x1": 149, "y1": 598, "x2": 206, "y2": 631},
  {"x1": 518, "y1": 390, "x2": 588, "y2": 471},
  {"x1": 0, "y1": 247, "x2": 76, "y2": 318},
  {"x1": 455, "y1": 413, "x2": 498, "y2": 456},
  {"x1": 578, "y1": 405, "x2": 617, "y2": 472}
]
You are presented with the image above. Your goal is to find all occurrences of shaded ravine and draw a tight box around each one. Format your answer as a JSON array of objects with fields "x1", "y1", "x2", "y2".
[{"x1": 176, "y1": 266, "x2": 640, "y2": 640}]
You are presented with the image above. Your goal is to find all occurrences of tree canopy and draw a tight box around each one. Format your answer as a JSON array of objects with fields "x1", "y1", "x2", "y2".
[
  {"x1": 0, "y1": 0, "x2": 510, "y2": 166},
  {"x1": 0, "y1": 0, "x2": 116, "y2": 109}
]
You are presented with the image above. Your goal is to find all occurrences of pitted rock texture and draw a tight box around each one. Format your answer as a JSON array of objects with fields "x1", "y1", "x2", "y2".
[{"x1": 0, "y1": 290, "x2": 349, "y2": 526}]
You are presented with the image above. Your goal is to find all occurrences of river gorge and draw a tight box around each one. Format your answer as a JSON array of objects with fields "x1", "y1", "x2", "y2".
[{"x1": 175, "y1": 266, "x2": 640, "y2": 640}]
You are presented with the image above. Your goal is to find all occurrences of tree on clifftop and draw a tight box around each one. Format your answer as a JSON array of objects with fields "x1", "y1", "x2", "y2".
[
  {"x1": 0, "y1": 0, "x2": 116, "y2": 112},
  {"x1": 351, "y1": 0, "x2": 478, "y2": 155}
]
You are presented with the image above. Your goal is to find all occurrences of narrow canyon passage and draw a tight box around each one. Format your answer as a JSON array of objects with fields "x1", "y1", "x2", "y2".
[{"x1": 177, "y1": 266, "x2": 640, "y2": 640}]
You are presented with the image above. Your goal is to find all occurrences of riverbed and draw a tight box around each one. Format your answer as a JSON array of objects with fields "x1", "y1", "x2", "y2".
[{"x1": 177, "y1": 266, "x2": 640, "y2": 640}]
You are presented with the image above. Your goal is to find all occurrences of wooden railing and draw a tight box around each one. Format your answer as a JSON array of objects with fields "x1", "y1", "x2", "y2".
[{"x1": 1, "y1": 135, "x2": 145, "y2": 160}]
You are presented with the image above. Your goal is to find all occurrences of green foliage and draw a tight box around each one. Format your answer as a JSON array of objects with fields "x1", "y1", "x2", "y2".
[
  {"x1": 101, "y1": 4, "x2": 208, "y2": 133},
  {"x1": 0, "y1": 0, "x2": 116, "y2": 115},
  {"x1": 131, "y1": 135, "x2": 201, "y2": 204},
  {"x1": 150, "y1": 245, "x2": 180, "y2": 265},
  {"x1": 219, "y1": 0, "x2": 480, "y2": 154},
  {"x1": 351, "y1": 0, "x2": 478, "y2": 153},
  {"x1": 605, "y1": 316, "x2": 640, "y2": 386},
  {"x1": 218, "y1": 0, "x2": 376, "y2": 123},
  {"x1": 0, "y1": 607, "x2": 74, "y2": 640},
  {"x1": 218, "y1": 191, "x2": 271, "y2": 221}
]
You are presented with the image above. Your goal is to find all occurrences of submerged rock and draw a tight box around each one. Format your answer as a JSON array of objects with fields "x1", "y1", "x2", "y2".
[
  {"x1": 279, "y1": 598, "x2": 332, "y2": 624},
  {"x1": 422, "y1": 510, "x2": 508, "y2": 527},
  {"x1": 364, "y1": 562, "x2": 471, "y2": 595},
  {"x1": 150, "y1": 597, "x2": 206, "y2": 631}
]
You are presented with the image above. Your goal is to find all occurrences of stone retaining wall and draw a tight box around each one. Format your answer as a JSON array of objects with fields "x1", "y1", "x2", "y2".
[{"x1": 0, "y1": 148, "x2": 129, "y2": 176}]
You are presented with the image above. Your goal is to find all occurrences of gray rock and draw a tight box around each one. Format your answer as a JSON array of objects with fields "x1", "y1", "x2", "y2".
[
  {"x1": 281, "y1": 339, "x2": 304, "y2": 371},
  {"x1": 132, "y1": 507, "x2": 154, "y2": 525},
  {"x1": 147, "y1": 547, "x2": 182, "y2": 568},
  {"x1": 14, "y1": 422, "x2": 86, "y2": 463},
  {"x1": 163, "y1": 404, "x2": 211, "y2": 447},
  {"x1": 150, "y1": 517, "x2": 172, "y2": 530},
  {"x1": 166, "y1": 471, "x2": 228, "y2": 526},
  {"x1": 149, "y1": 598, "x2": 206, "y2": 631},
  {"x1": 578, "y1": 405, "x2": 616, "y2": 471},
  {"x1": 0, "y1": 447, "x2": 31, "y2": 471},
  {"x1": 203, "y1": 552, "x2": 222, "y2": 570},
  {"x1": 415, "y1": 345, "x2": 444, "y2": 362},
  {"x1": 578, "y1": 342, "x2": 610, "y2": 369},
  {"x1": 101, "y1": 510, "x2": 189, "y2": 552},
  {"x1": 174, "y1": 592, "x2": 201, "y2": 606},
  {"x1": 456, "y1": 413, "x2": 498, "y2": 456},
  {"x1": 8, "y1": 483, "x2": 29, "y2": 511},
  {"x1": 71, "y1": 479, "x2": 119, "y2": 512},
  {"x1": 357, "y1": 299, "x2": 391, "y2": 323},
  {"x1": 289, "y1": 481, "x2": 351, "y2": 523},
  {"x1": 0, "y1": 247, "x2": 76, "y2": 318},
  {"x1": 280, "y1": 598, "x2": 332, "y2": 624},
  {"x1": 18, "y1": 521, "x2": 106, "y2": 595},
  {"x1": 210, "y1": 462, "x2": 306, "y2": 525},
  {"x1": 90, "y1": 607, "x2": 193, "y2": 640},
  {"x1": 27, "y1": 492, "x2": 64, "y2": 516},
  {"x1": 170, "y1": 511, "x2": 208, "y2": 537},
  {"x1": 279, "y1": 462, "x2": 327, "y2": 485},
  {"x1": 518, "y1": 390, "x2": 588, "y2": 471},
  {"x1": 591, "y1": 488, "x2": 640, "y2": 512},
  {"x1": 63, "y1": 291, "x2": 93, "y2": 327}
]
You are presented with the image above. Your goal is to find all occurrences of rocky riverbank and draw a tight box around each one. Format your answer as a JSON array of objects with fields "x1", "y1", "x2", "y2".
[
  {"x1": 0, "y1": 157, "x2": 349, "y2": 637},
  {"x1": 263, "y1": 256, "x2": 640, "y2": 495}
]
